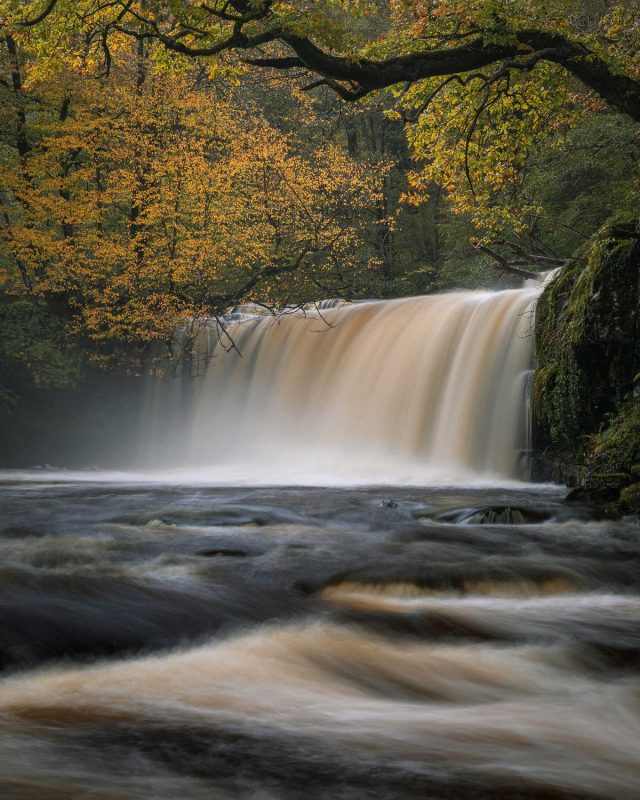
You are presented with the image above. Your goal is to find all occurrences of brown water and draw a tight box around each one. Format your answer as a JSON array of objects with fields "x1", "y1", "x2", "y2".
[
  {"x1": 0, "y1": 479, "x2": 638, "y2": 799},
  {"x1": 139, "y1": 288, "x2": 540, "y2": 483}
]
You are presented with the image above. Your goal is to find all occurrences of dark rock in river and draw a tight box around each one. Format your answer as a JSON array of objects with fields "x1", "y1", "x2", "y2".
[{"x1": 427, "y1": 505, "x2": 551, "y2": 525}]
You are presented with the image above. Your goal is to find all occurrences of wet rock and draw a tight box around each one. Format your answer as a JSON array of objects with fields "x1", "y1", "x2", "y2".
[
  {"x1": 197, "y1": 548, "x2": 251, "y2": 558},
  {"x1": 585, "y1": 472, "x2": 631, "y2": 493},
  {"x1": 532, "y1": 216, "x2": 640, "y2": 514},
  {"x1": 619, "y1": 483, "x2": 640, "y2": 515},
  {"x1": 564, "y1": 487, "x2": 593, "y2": 504},
  {"x1": 424, "y1": 505, "x2": 550, "y2": 525},
  {"x1": 562, "y1": 486, "x2": 613, "y2": 519}
]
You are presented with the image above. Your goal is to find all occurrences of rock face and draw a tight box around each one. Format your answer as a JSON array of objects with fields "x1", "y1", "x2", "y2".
[{"x1": 532, "y1": 216, "x2": 640, "y2": 514}]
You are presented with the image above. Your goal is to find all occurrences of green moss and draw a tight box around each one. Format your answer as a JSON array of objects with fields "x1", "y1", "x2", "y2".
[
  {"x1": 533, "y1": 216, "x2": 640, "y2": 459},
  {"x1": 590, "y1": 398, "x2": 640, "y2": 475},
  {"x1": 584, "y1": 381, "x2": 640, "y2": 514},
  {"x1": 586, "y1": 472, "x2": 631, "y2": 491},
  {"x1": 619, "y1": 483, "x2": 640, "y2": 515},
  {"x1": 532, "y1": 215, "x2": 640, "y2": 512}
]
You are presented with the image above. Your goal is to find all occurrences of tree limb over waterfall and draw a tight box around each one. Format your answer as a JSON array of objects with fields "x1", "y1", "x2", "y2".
[
  {"x1": 12, "y1": 1, "x2": 640, "y2": 124},
  {"x1": 471, "y1": 236, "x2": 570, "y2": 281},
  {"x1": 254, "y1": 31, "x2": 640, "y2": 124}
]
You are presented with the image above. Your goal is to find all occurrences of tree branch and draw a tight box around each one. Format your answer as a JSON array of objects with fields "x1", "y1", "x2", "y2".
[
  {"x1": 175, "y1": 19, "x2": 640, "y2": 121},
  {"x1": 18, "y1": 2, "x2": 640, "y2": 123},
  {"x1": 243, "y1": 55, "x2": 304, "y2": 69},
  {"x1": 274, "y1": 30, "x2": 640, "y2": 121},
  {"x1": 474, "y1": 243, "x2": 539, "y2": 280},
  {"x1": 19, "y1": 0, "x2": 59, "y2": 27}
]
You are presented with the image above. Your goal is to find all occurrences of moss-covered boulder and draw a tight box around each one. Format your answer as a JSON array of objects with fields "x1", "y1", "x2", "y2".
[
  {"x1": 619, "y1": 483, "x2": 640, "y2": 515},
  {"x1": 532, "y1": 215, "x2": 640, "y2": 510},
  {"x1": 585, "y1": 398, "x2": 640, "y2": 513}
]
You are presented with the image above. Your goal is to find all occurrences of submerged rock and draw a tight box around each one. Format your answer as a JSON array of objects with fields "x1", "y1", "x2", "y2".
[
  {"x1": 424, "y1": 505, "x2": 550, "y2": 525},
  {"x1": 380, "y1": 498, "x2": 399, "y2": 509}
]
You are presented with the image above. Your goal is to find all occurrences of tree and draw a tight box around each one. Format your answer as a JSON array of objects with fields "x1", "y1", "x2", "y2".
[
  {"x1": 5, "y1": 1, "x2": 637, "y2": 238},
  {"x1": 9, "y1": 1, "x2": 637, "y2": 114},
  {"x1": 1, "y1": 0, "x2": 639, "y2": 388},
  {"x1": 0, "y1": 33, "x2": 386, "y2": 380}
]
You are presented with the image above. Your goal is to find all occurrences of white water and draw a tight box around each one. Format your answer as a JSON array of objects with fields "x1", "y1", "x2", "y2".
[
  {"x1": 139, "y1": 287, "x2": 541, "y2": 484},
  {"x1": 4, "y1": 273, "x2": 639, "y2": 800}
]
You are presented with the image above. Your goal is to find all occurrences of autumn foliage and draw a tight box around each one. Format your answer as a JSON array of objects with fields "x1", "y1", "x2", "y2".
[
  {"x1": 0, "y1": 37, "x2": 385, "y2": 375},
  {"x1": 1, "y1": 0, "x2": 639, "y2": 391}
]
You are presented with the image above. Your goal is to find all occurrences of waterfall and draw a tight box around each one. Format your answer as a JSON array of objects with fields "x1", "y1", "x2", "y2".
[{"x1": 139, "y1": 285, "x2": 543, "y2": 484}]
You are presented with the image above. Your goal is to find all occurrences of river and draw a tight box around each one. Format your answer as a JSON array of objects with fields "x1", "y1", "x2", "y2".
[
  {"x1": 0, "y1": 478, "x2": 638, "y2": 799},
  {"x1": 0, "y1": 283, "x2": 638, "y2": 798}
]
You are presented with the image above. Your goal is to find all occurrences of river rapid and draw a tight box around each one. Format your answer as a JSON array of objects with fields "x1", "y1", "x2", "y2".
[{"x1": 0, "y1": 478, "x2": 638, "y2": 799}]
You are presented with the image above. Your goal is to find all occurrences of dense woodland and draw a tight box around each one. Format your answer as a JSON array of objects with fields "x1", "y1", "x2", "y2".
[{"x1": 1, "y1": 0, "x2": 640, "y2": 496}]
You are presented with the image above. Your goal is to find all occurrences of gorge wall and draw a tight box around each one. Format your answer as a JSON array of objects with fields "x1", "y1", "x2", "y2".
[{"x1": 532, "y1": 216, "x2": 640, "y2": 513}]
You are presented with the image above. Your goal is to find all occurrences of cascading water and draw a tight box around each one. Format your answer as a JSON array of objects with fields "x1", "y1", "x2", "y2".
[
  {"x1": 140, "y1": 283, "x2": 542, "y2": 484},
  {"x1": 2, "y1": 276, "x2": 640, "y2": 800}
]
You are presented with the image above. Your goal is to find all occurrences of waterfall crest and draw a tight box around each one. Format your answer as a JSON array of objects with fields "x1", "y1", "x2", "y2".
[{"x1": 141, "y1": 286, "x2": 542, "y2": 484}]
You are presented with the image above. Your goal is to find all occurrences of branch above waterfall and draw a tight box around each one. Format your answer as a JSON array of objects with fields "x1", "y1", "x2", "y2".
[
  {"x1": 471, "y1": 236, "x2": 569, "y2": 281},
  {"x1": 9, "y1": 2, "x2": 640, "y2": 123}
]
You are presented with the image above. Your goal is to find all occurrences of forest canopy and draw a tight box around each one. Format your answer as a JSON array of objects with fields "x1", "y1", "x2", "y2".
[{"x1": 1, "y1": 0, "x2": 639, "y2": 393}]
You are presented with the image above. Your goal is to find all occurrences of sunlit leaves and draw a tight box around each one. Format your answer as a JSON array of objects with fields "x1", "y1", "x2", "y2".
[
  {"x1": 0, "y1": 37, "x2": 384, "y2": 370},
  {"x1": 398, "y1": 60, "x2": 586, "y2": 236},
  {"x1": 3, "y1": 0, "x2": 639, "y2": 300},
  {"x1": 383, "y1": 0, "x2": 640, "y2": 237}
]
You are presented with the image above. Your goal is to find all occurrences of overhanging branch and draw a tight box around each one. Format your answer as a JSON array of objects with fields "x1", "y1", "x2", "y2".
[
  {"x1": 274, "y1": 30, "x2": 640, "y2": 121},
  {"x1": 15, "y1": 1, "x2": 640, "y2": 124},
  {"x1": 474, "y1": 243, "x2": 540, "y2": 280},
  {"x1": 19, "y1": 0, "x2": 59, "y2": 27}
]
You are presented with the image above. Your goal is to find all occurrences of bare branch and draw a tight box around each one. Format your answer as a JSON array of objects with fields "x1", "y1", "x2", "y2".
[
  {"x1": 474, "y1": 242, "x2": 540, "y2": 280},
  {"x1": 244, "y1": 55, "x2": 304, "y2": 69}
]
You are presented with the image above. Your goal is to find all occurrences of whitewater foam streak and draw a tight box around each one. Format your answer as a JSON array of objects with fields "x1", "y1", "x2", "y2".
[
  {"x1": 0, "y1": 479, "x2": 637, "y2": 799},
  {"x1": 1, "y1": 620, "x2": 639, "y2": 799}
]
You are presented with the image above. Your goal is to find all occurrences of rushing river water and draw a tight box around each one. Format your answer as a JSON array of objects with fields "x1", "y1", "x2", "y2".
[
  {"x1": 0, "y1": 478, "x2": 638, "y2": 799},
  {"x1": 2, "y1": 282, "x2": 639, "y2": 797}
]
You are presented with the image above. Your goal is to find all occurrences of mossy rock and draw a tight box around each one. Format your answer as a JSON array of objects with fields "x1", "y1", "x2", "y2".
[
  {"x1": 584, "y1": 472, "x2": 631, "y2": 492},
  {"x1": 590, "y1": 397, "x2": 640, "y2": 475},
  {"x1": 619, "y1": 483, "x2": 640, "y2": 515},
  {"x1": 533, "y1": 216, "x2": 640, "y2": 461}
]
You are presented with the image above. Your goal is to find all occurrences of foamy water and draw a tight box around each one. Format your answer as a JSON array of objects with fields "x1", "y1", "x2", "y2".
[{"x1": 0, "y1": 481, "x2": 637, "y2": 799}]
